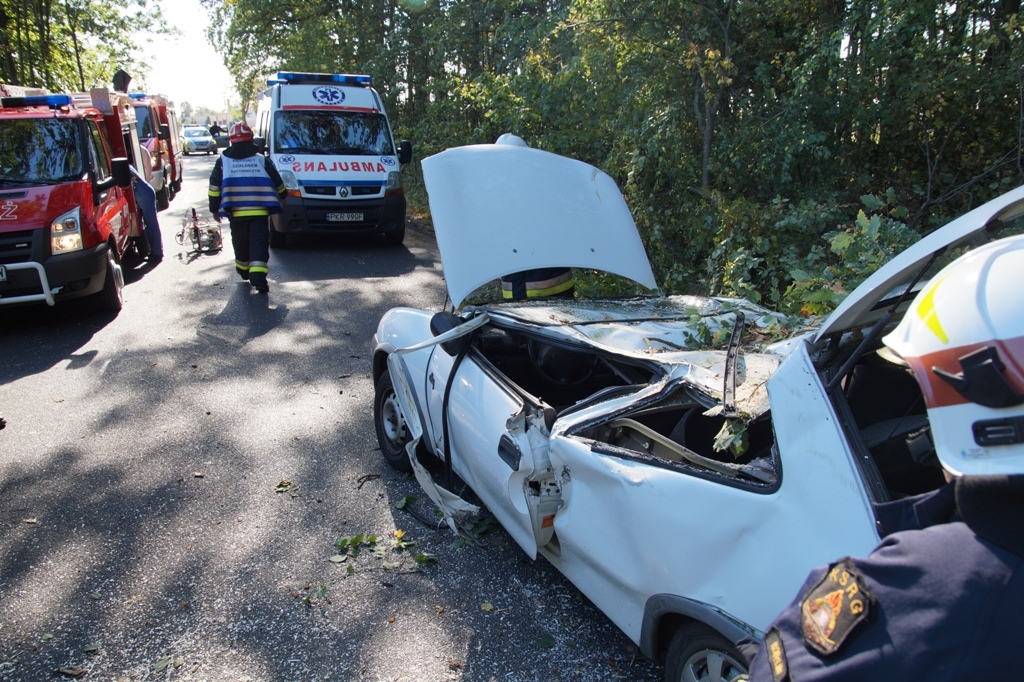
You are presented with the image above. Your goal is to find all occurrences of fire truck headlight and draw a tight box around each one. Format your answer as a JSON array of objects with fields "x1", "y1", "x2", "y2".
[{"x1": 51, "y1": 207, "x2": 83, "y2": 253}]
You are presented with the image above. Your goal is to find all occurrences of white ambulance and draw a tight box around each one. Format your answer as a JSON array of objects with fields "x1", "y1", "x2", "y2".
[{"x1": 253, "y1": 72, "x2": 412, "y2": 246}]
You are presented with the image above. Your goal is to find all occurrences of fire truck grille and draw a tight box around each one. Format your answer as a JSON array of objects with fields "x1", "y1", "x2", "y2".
[{"x1": 0, "y1": 229, "x2": 37, "y2": 265}]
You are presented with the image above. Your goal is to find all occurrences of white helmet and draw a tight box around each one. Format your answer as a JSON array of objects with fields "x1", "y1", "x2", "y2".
[
  {"x1": 495, "y1": 133, "x2": 528, "y2": 147},
  {"x1": 883, "y1": 235, "x2": 1024, "y2": 475}
]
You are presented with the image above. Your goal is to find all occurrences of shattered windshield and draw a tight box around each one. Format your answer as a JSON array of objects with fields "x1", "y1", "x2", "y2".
[
  {"x1": 0, "y1": 119, "x2": 83, "y2": 185},
  {"x1": 273, "y1": 111, "x2": 394, "y2": 156}
]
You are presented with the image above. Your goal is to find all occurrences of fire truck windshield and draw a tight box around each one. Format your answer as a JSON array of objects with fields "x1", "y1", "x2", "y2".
[
  {"x1": 0, "y1": 119, "x2": 83, "y2": 185},
  {"x1": 273, "y1": 111, "x2": 395, "y2": 156},
  {"x1": 134, "y1": 105, "x2": 156, "y2": 140}
]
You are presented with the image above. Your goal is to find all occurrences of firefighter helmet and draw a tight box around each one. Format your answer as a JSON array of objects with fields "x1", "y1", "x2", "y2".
[
  {"x1": 882, "y1": 235, "x2": 1024, "y2": 476},
  {"x1": 228, "y1": 123, "x2": 254, "y2": 145}
]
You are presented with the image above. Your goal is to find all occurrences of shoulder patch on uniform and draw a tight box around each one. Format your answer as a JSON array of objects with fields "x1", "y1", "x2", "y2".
[
  {"x1": 800, "y1": 557, "x2": 876, "y2": 656},
  {"x1": 764, "y1": 628, "x2": 790, "y2": 682}
]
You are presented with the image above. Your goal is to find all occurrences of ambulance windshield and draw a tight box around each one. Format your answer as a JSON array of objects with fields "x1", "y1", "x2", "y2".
[
  {"x1": 273, "y1": 111, "x2": 395, "y2": 156},
  {"x1": 0, "y1": 119, "x2": 83, "y2": 185}
]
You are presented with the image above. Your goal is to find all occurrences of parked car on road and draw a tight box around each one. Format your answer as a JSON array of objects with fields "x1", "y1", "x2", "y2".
[
  {"x1": 180, "y1": 126, "x2": 217, "y2": 155},
  {"x1": 372, "y1": 138, "x2": 1024, "y2": 681}
]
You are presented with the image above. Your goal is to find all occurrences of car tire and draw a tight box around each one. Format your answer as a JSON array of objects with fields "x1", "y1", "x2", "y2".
[
  {"x1": 664, "y1": 623, "x2": 747, "y2": 682},
  {"x1": 92, "y1": 249, "x2": 124, "y2": 313},
  {"x1": 374, "y1": 371, "x2": 414, "y2": 472},
  {"x1": 269, "y1": 226, "x2": 286, "y2": 248},
  {"x1": 383, "y1": 222, "x2": 405, "y2": 246},
  {"x1": 156, "y1": 185, "x2": 170, "y2": 211}
]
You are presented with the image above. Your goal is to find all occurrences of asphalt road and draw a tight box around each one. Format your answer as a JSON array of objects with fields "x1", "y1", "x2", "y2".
[{"x1": 0, "y1": 155, "x2": 663, "y2": 682}]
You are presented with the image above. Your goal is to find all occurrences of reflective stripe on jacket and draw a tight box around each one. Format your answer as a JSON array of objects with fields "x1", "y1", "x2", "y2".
[
  {"x1": 502, "y1": 267, "x2": 575, "y2": 300},
  {"x1": 212, "y1": 155, "x2": 283, "y2": 217}
]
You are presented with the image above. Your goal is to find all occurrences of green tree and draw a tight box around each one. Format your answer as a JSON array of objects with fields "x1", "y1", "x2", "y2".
[{"x1": 0, "y1": 0, "x2": 166, "y2": 92}]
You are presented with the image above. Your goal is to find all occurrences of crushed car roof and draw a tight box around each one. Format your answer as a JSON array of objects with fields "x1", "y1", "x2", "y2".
[
  {"x1": 421, "y1": 141, "x2": 658, "y2": 308},
  {"x1": 473, "y1": 295, "x2": 803, "y2": 418}
]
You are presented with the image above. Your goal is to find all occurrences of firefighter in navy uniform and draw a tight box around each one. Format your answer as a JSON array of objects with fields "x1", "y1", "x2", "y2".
[
  {"x1": 208, "y1": 123, "x2": 286, "y2": 293},
  {"x1": 738, "y1": 235, "x2": 1024, "y2": 682}
]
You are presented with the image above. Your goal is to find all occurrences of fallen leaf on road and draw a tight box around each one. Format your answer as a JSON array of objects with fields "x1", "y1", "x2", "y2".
[
  {"x1": 55, "y1": 667, "x2": 86, "y2": 677},
  {"x1": 480, "y1": 603, "x2": 494, "y2": 612},
  {"x1": 536, "y1": 634, "x2": 557, "y2": 649}
]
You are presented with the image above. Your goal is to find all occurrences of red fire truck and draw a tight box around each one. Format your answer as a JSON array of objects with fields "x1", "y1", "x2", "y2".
[
  {"x1": 130, "y1": 93, "x2": 183, "y2": 211},
  {"x1": 0, "y1": 86, "x2": 149, "y2": 313}
]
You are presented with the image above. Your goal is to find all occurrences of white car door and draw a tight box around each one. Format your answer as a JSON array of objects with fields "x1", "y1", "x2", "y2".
[{"x1": 425, "y1": 345, "x2": 560, "y2": 559}]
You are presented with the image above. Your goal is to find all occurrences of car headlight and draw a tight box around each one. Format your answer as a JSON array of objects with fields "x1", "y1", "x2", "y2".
[
  {"x1": 279, "y1": 170, "x2": 299, "y2": 190},
  {"x1": 51, "y1": 207, "x2": 83, "y2": 253},
  {"x1": 385, "y1": 171, "x2": 403, "y2": 196}
]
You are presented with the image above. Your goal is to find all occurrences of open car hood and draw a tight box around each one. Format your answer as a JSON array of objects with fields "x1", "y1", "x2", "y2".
[
  {"x1": 421, "y1": 142, "x2": 658, "y2": 308},
  {"x1": 816, "y1": 185, "x2": 1024, "y2": 339}
]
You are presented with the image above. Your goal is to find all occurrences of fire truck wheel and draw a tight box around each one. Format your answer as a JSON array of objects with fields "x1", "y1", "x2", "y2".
[
  {"x1": 93, "y1": 250, "x2": 124, "y2": 313},
  {"x1": 156, "y1": 186, "x2": 170, "y2": 211}
]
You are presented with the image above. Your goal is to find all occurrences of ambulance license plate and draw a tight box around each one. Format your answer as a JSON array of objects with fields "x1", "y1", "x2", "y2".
[
  {"x1": 327, "y1": 212, "x2": 363, "y2": 222},
  {"x1": 0, "y1": 265, "x2": 6, "y2": 282}
]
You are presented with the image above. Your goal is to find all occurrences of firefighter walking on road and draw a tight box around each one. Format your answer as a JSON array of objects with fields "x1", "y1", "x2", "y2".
[{"x1": 208, "y1": 123, "x2": 286, "y2": 293}]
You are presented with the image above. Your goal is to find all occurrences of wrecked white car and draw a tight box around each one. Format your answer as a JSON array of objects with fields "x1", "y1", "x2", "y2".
[{"x1": 371, "y1": 138, "x2": 1024, "y2": 682}]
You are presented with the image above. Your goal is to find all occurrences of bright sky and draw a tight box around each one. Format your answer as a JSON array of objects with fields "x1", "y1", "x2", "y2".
[{"x1": 133, "y1": 0, "x2": 236, "y2": 114}]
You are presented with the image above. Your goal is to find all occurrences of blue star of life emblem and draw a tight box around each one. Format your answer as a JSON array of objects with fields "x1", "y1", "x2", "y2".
[{"x1": 312, "y1": 86, "x2": 345, "y2": 105}]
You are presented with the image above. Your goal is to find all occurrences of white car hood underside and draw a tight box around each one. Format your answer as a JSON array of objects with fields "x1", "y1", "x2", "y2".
[{"x1": 421, "y1": 143, "x2": 658, "y2": 308}]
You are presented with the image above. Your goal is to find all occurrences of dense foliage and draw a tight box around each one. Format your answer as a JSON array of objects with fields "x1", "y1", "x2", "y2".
[
  {"x1": 0, "y1": 0, "x2": 165, "y2": 92},
  {"x1": 10, "y1": 0, "x2": 1024, "y2": 313}
]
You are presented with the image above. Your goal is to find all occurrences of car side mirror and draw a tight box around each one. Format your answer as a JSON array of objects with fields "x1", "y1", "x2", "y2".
[
  {"x1": 430, "y1": 311, "x2": 472, "y2": 356},
  {"x1": 398, "y1": 140, "x2": 412, "y2": 166},
  {"x1": 158, "y1": 123, "x2": 171, "y2": 141},
  {"x1": 110, "y1": 158, "x2": 132, "y2": 188}
]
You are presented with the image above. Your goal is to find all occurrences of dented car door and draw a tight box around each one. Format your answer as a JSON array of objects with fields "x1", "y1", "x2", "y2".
[{"x1": 425, "y1": 344, "x2": 562, "y2": 559}]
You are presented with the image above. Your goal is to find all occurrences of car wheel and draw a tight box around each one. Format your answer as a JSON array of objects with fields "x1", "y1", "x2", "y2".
[
  {"x1": 269, "y1": 226, "x2": 286, "y2": 248},
  {"x1": 92, "y1": 249, "x2": 124, "y2": 313},
  {"x1": 664, "y1": 623, "x2": 747, "y2": 682},
  {"x1": 383, "y1": 222, "x2": 405, "y2": 246},
  {"x1": 156, "y1": 185, "x2": 170, "y2": 211},
  {"x1": 374, "y1": 371, "x2": 414, "y2": 472}
]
